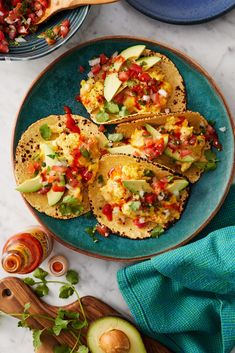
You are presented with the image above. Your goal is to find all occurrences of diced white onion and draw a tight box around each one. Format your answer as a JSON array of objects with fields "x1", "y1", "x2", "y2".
[
  {"x1": 163, "y1": 209, "x2": 170, "y2": 217},
  {"x1": 139, "y1": 190, "x2": 145, "y2": 197},
  {"x1": 26, "y1": 18, "x2": 32, "y2": 25},
  {"x1": 219, "y1": 126, "x2": 226, "y2": 132},
  {"x1": 113, "y1": 207, "x2": 120, "y2": 215},
  {"x1": 88, "y1": 57, "x2": 100, "y2": 66},
  {"x1": 15, "y1": 37, "x2": 27, "y2": 43},
  {"x1": 36, "y1": 9, "x2": 43, "y2": 18},
  {"x1": 88, "y1": 71, "x2": 94, "y2": 78},
  {"x1": 42, "y1": 181, "x2": 48, "y2": 186},
  {"x1": 112, "y1": 51, "x2": 118, "y2": 58},
  {"x1": 158, "y1": 89, "x2": 168, "y2": 97},
  {"x1": 0, "y1": 11, "x2": 4, "y2": 16},
  {"x1": 139, "y1": 217, "x2": 146, "y2": 224},
  {"x1": 142, "y1": 95, "x2": 150, "y2": 102},
  {"x1": 173, "y1": 190, "x2": 180, "y2": 197},
  {"x1": 164, "y1": 108, "x2": 170, "y2": 114},
  {"x1": 65, "y1": 184, "x2": 73, "y2": 190},
  {"x1": 158, "y1": 193, "x2": 164, "y2": 201}
]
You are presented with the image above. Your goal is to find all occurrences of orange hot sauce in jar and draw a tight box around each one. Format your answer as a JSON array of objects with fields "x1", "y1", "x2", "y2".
[{"x1": 2, "y1": 226, "x2": 53, "y2": 274}]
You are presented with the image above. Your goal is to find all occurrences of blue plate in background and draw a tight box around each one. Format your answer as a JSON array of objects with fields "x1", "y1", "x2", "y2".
[
  {"x1": 13, "y1": 36, "x2": 235, "y2": 261},
  {"x1": 0, "y1": 7, "x2": 89, "y2": 61},
  {"x1": 126, "y1": 0, "x2": 235, "y2": 24}
]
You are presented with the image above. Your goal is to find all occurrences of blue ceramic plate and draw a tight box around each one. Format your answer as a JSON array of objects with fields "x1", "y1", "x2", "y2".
[
  {"x1": 0, "y1": 7, "x2": 89, "y2": 61},
  {"x1": 126, "y1": 0, "x2": 235, "y2": 24},
  {"x1": 13, "y1": 36, "x2": 235, "y2": 261}
]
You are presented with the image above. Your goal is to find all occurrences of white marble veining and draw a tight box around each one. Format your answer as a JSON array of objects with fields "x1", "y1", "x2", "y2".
[{"x1": 0, "y1": 2, "x2": 235, "y2": 352}]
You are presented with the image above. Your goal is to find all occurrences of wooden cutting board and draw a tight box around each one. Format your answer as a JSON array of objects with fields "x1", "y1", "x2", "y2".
[{"x1": 0, "y1": 277, "x2": 172, "y2": 353}]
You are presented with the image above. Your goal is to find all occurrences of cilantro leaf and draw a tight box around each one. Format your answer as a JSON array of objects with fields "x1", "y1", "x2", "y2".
[
  {"x1": 71, "y1": 320, "x2": 87, "y2": 330},
  {"x1": 32, "y1": 329, "x2": 43, "y2": 350},
  {"x1": 33, "y1": 268, "x2": 48, "y2": 281},
  {"x1": 23, "y1": 277, "x2": 36, "y2": 286},
  {"x1": 24, "y1": 303, "x2": 31, "y2": 312},
  {"x1": 54, "y1": 345, "x2": 71, "y2": 353},
  {"x1": 39, "y1": 124, "x2": 52, "y2": 140},
  {"x1": 58, "y1": 309, "x2": 80, "y2": 320},
  {"x1": 59, "y1": 285, "x2": 74, "y2": 299},
  {"x1": 34, "y1": 284, "x2": 49, "y2": 297},
  {"x1": 151, "y1": 226, "x2": 164, "y2": 238},
  {"x1": 66, "y1": 270, "x2": 79, "y2": 285},
  {"x1": 80, "y1": 147, "x2": 90, "y2": 159},
  {"x1": 59, "y1": 196, "x2": 84, "y2": 216},
  {"x1": 85, "y1": 226, "x2": 99, "y2": 243},
  {"x1": 98, "y1": 175, "x2": 104, "y2": 184},
  {"x1": 144, "y1": 169, "x2": 154, "y2": 177},
  {"x1": 53, "y1": 317, "x2": 69, "y2": 336}
]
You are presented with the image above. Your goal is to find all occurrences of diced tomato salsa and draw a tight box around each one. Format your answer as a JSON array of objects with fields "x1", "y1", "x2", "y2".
[{"x1": 0, "y1": 1, "x2": 71, "y2": 53}]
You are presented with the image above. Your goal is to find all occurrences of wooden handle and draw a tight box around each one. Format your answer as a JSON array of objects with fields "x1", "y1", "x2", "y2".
[{"x1": 0, "y1": 277, "x2": 79, "y2": 347}]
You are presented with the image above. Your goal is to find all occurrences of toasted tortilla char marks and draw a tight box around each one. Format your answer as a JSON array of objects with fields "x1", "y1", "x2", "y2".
[
  {"x1": 88, "y1": 154, "x2": 189, "y2": 239},
  {"x1": 15, "y1": 115, "x2": 108, "y2": 219},
  {"x1": 90, "y1": 50, "x2": 186, "y2": 125},
  {"x1": 116, "y1": 111, "x2": 209, "y2": 183}
]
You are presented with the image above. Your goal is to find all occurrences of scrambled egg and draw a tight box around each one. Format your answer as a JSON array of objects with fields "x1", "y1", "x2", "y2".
[
  {"x1": 101, "y1": 180, "x2": 127, "y2": 204},
  {"x1": 53, "y1": 133, "x2": 79, "y2": 164},
  {"x1": 130, "y1": 129, "x2": 145, "y2": 148},
  {"x1": 122, "y1": 164, "x2": 142, "y2": 180},
  {"x1": 80, "y1": 79, "x2": 104, "y2": 113}
]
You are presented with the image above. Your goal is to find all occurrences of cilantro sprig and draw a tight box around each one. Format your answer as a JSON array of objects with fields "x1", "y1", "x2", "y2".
[{"x1": 16, "y1": 268, "x2": 88, "y2": 353}]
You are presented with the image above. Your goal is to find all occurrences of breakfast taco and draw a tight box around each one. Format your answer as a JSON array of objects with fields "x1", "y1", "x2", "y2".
[
  {"x1": 79, "y1": 44, "x2": 186, "y2": 124},
  {"x1": 14, "y1": 112, "x2": 108, "y2": 219},
  {"x1": 107, "y1": 111, "x2": 222, "y2": 183},
  {"x1": 88, "y1": 154, "x2": 189, "y2": 239}
]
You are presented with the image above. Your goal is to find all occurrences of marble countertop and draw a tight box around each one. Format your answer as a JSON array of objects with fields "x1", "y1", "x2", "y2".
[{"x1": 0, "y1": 2, "x2": 234, "y2": 352}]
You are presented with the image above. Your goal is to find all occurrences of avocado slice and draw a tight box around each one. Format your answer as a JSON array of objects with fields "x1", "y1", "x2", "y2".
[
  {"x1": 164, "y1": 147, "x2": 196, "y2": 163},
  {"x1": 145, "y1": 123, "x2": 168, "y2": 147},
  {"x1": 167, "y1": 179, "x2": 189, "y2": 194},
  {"x1": 136, "y1": 56, "x2": 161, "y2": 70},
  {"x1": 104, "y1": 73, "x2": 122, "y2": 102},
  {"x1": 123, "y1": 179, "x2": 153, "y2": 193},
  {"x1": 47, "y1": 177, "x2": 65, "y2": 207},
  {"x1": 113, "y1": 45, "x2": 146, "y2": 71},
  {"x1": 16, "y1": 174, "x2": 42, "y2": 193},
  {"x1": 40, "y1": 143, "x2": 58, "y2": 167},
  {"x1": 87, "y1": 316, "x2": 147, "y2": 353},
  {"x1": 108, "y1": 144, "x2": 137, "y2": 155}
]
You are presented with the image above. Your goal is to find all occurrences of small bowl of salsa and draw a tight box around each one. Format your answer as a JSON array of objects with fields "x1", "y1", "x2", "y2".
[{"x1": 0, "y1": 1, "x2": 89, "y2": 60}]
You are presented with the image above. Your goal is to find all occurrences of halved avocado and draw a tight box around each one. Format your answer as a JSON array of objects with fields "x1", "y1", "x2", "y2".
[
  {"x1": 108, "y1": 144, "x2": 137, "y2": 155},
  {"x1": 104, "y1": 73, "x2": 122, "y2": 102},
  {"x1": 167, "y1": 179, "x2": 189, "y2": 193},
  {"x1": 136, "y1": 56, "x2": 161, "y2": 70},
  {"x1": 123, "y1": 180, "x2": 153, "y2": 193},
  {"x1": 16, "y1": 174, "x2": 42, "y2": 193},
  {"x1": 164, "y1": 147, "x2": 196, "y2": 163},
  {"x1": 145, "y1": 124, "x2": 168, "y2": 147},
  {"x1": 87, "y1": 316, "x2": 147, "y2": 353},
  {"x1": 113, "y1": 45, "x2": 146, "y2": 71}
]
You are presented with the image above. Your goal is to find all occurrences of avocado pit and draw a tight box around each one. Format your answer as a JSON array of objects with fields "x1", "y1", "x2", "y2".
[{"x1": 99, "y1": 329, "x2": 130, "y2": 353}]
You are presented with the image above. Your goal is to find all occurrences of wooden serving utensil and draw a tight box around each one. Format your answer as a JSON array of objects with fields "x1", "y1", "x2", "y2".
[
  {"x1": 0, "y1": 277, "x2": 172, "y2": 353},
  {"x1": 37, "y1": 0, "x2": 119, "y2": 24}
]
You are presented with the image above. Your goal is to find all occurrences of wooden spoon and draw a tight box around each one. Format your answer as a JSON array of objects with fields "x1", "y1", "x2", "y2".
[{"x1": 37, "y1": 0, "x2": 119, "y2": 24}]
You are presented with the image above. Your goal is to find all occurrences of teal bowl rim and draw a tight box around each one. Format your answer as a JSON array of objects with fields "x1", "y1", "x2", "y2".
[{"x1": 12, "y1": 36, "x2": 235, "y2": 262}]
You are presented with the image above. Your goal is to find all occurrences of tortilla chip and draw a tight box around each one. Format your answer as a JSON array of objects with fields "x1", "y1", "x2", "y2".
[
  {"x1": 88, "y1": 154, "x2": 189, "y2": 239},
  {"x1": 14, "y1": 115, "x2": 108, "y2": 219}
]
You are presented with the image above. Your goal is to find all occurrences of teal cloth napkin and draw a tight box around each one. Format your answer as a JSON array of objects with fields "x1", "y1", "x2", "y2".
[{"x1": 117, "y1": 185, "x2": 235, "y2": 353}]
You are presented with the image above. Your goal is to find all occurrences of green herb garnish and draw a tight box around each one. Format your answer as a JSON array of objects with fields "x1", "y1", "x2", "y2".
[
  {"x1": 119, "y1": 106, "x2": 129, "y2": 117},
  {"x1": 80, "y1": 147, "x2": 90, "y2": 159},
  {"x1": 86, "y1": 226, "x2": 99, "y2": 243},
  {"x1": 144, "y1": 169, "x2": 154, "y2": 177},
  {"x1": 59, "y1": 196, "x2": 84, "y2": 216},
  {"x1": 151, "y1": 226, "x2": 164, "y2": 238},
  {"x1": 39, "y1": 124, "x2": 52, "y2": 140},
  {"x1": 98, "y1": 175, "x2": 104, "y2": 184}
]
